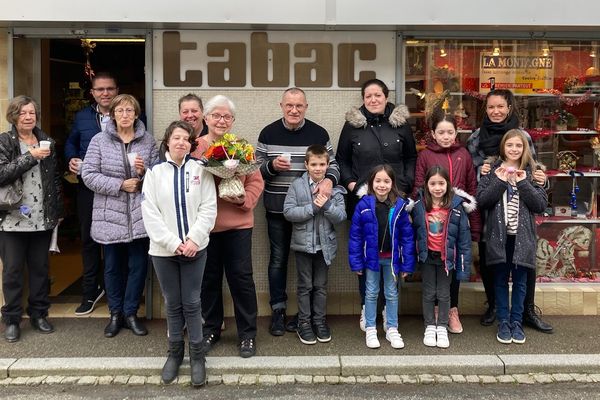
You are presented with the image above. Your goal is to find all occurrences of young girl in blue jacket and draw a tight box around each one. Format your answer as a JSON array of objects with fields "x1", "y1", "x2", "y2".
[
  {"x1": 409, "y1": 166, "x2": 473, "y2": 349},
  {"x1": 349, "y1": 164, "x2": 415, "y2": 349}
]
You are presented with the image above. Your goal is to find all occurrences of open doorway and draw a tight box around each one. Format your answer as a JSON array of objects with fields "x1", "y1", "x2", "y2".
[{"x1": 11, "y1": 35, "x2": 146, "y2": 311}]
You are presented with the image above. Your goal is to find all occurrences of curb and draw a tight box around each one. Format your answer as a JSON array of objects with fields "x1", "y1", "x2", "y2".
[{"x1": 2, "y1": 354, "x2": 600, "y2": 381}]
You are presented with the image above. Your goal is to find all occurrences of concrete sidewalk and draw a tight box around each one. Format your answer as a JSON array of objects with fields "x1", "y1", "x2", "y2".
[{"x1": 1, "y1": 315, "x2": 600, "y2": 384}]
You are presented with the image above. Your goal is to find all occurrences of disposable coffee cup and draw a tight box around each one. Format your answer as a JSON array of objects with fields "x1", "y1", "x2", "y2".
[
  {"x1": 39, "y1": 140, "x2": 51, "y2": 150},
  {"x1": 75, "y1": 159, "x2": 83, "y2": 173},
  {"x1": 280, "y1": 153, "x2": 291, "y2": 162},
  {"x1": 127, "y1": 152, "x2": 138, "y2": 166}
]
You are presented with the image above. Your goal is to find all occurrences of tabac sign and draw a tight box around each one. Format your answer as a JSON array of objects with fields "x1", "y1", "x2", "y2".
[
  {"x1": 479, "y1": 52, "x2": 554, "y2": 94},
  {"x1": 153, "y1": 30, "x2": 396, "y2": 89}
]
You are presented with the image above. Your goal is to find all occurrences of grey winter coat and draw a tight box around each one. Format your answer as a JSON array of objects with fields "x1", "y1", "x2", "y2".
[
  {"x1": 476, "y1": 160, "x2": 547, "y2": 269},
  {"x1": 0, "y1": 126, "x2": 63, "y2": 230},
  {"x1": 81, "y1": 120, "x2": 158, "y2": 245},
  {"x1": 283, "y1": 172, "x2": 347, "y2": 265}
]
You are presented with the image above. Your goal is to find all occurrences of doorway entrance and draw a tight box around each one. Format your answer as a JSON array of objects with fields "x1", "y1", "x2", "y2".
[{"x1": 11, "y1": 34, "x2": 147, "y2": 313}]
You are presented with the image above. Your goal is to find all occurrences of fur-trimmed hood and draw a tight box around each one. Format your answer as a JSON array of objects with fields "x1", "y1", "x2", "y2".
[
  {"x1": 406, "y1": 187, "x2": 477, "y2": 214},
  {"x1": 345, "y1": 103, "x2": 410, "y2": 129}
]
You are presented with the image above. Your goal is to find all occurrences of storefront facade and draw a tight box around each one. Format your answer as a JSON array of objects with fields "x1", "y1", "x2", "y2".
[{"x1": 1, "y1": 1, "x2": 599, "y2": 317}]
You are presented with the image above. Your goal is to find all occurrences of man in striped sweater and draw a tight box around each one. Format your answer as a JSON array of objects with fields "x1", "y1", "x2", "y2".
[{"x1": 256, "y1": 87, "x2": 340, "y2": 336}]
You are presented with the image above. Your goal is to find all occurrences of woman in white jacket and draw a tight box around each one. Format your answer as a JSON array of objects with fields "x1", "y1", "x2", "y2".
[{"x1": 141, "y1": 120, "x2": 217, "y2": 386}]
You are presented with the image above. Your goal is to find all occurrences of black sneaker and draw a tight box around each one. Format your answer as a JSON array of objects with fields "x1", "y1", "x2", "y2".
[
  {"x1": 313, "y1": 322, "x2": 331, "y2": 343},
  {"x1": 270, "y1": 309, "x2": 286, "y2": 336},
  {"x1": 297, "y1": 322, "x2": 317, "y2": 345},
  {"x1": 75, "y1": 288, "x2": 105, "y2": 316},
  {"x1": 239, "y1": 338, "x2": 256, "y2": 358},
  {"x1": 202, "y1": 333, "x2": 220, "y2": 353},
  {"x1": 285, "y1": 313, "x2": 298, "y2": 332}
]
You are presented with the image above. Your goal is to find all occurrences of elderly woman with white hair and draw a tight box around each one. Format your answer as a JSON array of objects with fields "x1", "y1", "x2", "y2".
[{"x1": 192, "y1": 95, "x2": 264, "y2": 359}]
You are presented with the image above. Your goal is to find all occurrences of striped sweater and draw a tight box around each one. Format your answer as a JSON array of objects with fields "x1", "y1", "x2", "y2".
[{"x1": 256, "y1": 118, "x2": 339, "y2": 213}]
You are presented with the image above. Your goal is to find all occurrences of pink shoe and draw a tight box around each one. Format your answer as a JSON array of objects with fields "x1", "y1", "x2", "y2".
[{"x1": 448, "y1": 307, "x2": 463, "y2": 334}]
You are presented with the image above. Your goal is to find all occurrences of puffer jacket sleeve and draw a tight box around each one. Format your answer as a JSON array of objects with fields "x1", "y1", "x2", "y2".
[
  {"x1": 81, "y1": 134, "x2": 123, "y2": 197},
  {"x1": 0, "y1": 132, "x2": 38, "y2": 186},
  {"x1": 348, "y1": 200, "x2": 366, "y2": 272},
  {"x1": 410, "y1": 151, "x2": 428, "y2": 199},
  {"x1": 335, "y1": 122, "x2": 357, "y2": 188},
  {"x1": 464, "y1": 151, "x2": 482, "y2": 241},
  {"x1": 186, "y1": 166, "x2": 217, "y2": 249},
  {"x1": 476, "y1": 172, "x2": 507, "y2": 210},
  {"x1": 141, "y1": 166, "x2": 183, "y2": 254},
  {"x1": 283, "y1": 179, "x2": 314, "y2": 223},
  {"x1": 398, "y1": 125, "x2": 417, "y2": 196},
  {"x1": 396, "y1": 207, "x2": 416, "y2": 274},
  {"x1": 322, "y1": 189, "x2": 346, "y2": 225},
  {"x1": 455, "y1": 204, "x2": 473, "y2": 281}
]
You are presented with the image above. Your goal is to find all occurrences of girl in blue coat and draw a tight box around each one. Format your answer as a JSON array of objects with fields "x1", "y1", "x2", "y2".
[
  {"x1": 349, "y1": 164, "x2": 415, "y2": 349},
  {"x1": 409, "y1": 166, "x2": 474, "y2": 349}
]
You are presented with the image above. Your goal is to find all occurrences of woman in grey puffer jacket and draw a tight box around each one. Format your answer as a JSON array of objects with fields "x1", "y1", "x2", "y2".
[{"x1": 82, "y1": 94, "x2": 158, "y2": 338}]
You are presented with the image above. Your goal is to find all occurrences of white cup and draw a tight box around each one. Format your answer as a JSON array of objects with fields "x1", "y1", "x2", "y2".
[
  {"x1": 74, "y1": 159, "x2": 83, "y2": 173},
  {"x1": 280, "y1": 153, "x2": 291, "y2": 162},
  {"x1": 127, "y1": 152, "x2": 138, "y2": 167},
  {"x1": 39, "y1": 140, "x2": 51, "y2": 150}
]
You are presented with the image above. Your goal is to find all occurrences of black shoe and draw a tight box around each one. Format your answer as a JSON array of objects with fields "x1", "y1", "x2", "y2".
[
  {"x1": 523, "y1": 304, "x2": 553, "y2": 333},
  {"x1": 296, "y1": 321, "x2": 317, "y2": 345},
  {"x1": 162, "y1": 340, "x2": 184, "y2": 384},
  {"x1": 4, "y1": 323, "x2": 20, "y2": 343},
  {"x1": 189, "y1": 342, "x2": 206, "y2": 387},
  {"x1": 285, "y1": 313, "x2": 298, "y2": 332},
  {"x1": 30, "y1": 317, "x2": 55, "y2": 334},
  {"x1": 239, "y1": 338, "x2": 256, "y2": 358},
  {"x1": 104, "y1": 312, "x2": 123, "y2": 338},
  {"x1": 480, "y1": 305, "x2": 496, "y2": 326},
  {"x1": 125, "y1": 315, "x2": 148, "y2": 336},
  {"x1": 201, "y1": 333, "x2": 220, "y2": 353},
  {"x1": 269, "y1": 309, "x2": 286, "y2": 336},
  {"x1": 313, "y1": 322, "x2": 331, "y2": 343},
  {"x1": 75, "y1": 288, "x2": 105, "y2": 316}
]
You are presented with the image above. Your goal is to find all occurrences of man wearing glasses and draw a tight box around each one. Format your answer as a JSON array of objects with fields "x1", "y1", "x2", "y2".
[
  {"x1": 64, "y1": 71, "x2": 119, "y2": 316},
  {"x1": 256, "y1": 87, "x2": 340, "y2": 337}
]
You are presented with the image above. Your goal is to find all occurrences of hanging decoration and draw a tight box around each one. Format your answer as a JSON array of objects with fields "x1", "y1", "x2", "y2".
[
  {"x1": 464, "y1": 90, "x2": 487, "y2": 101},
  {"x1": 557, "y1": 151, "x2": 578, "y2": 173},
  {"x1": 534, "y1": 89, "x2": 592, "y2": 107},
  {"x1": 568, "y1": 170, "x2": 584, "y2": 214},
  {"x1": 80, "y1": 39, "x2": 97, "y2": 82}
]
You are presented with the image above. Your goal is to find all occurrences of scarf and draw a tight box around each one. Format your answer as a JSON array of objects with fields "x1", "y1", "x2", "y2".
[
  {"x1": 478, "y1": 112, "x2": 520, "y2": 157},
  {"x1": 360, "y1": 102, "x2": 394, "y2": 125}
]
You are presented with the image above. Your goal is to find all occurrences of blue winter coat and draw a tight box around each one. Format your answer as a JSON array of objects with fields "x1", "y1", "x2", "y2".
[
  {"x1": 348, "y1": 195, "x2": 416, "y2": 278},
  {"x1": 409, "y1": 188, "x2": 475, "y2": 281},
  {"x1": 64, "y1": 105, "x2": 103, "y2": 162}
]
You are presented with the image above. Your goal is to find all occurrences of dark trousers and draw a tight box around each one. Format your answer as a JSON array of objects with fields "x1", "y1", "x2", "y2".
[
  {"x1": 103, "y1": 238, "x2": 149, "y2": 316},
  {"x1": 77, "y1": 182, "x2": 103, "y2": 300},
  {"x1": 153, "y1": 250, "x2": 206, "y2": 344},
  {"x1": 0, "y1": 230, "x2": 53, "y2": 324},
  {"x1": 479, "y1": 241, "x2": 495, "y2": 308},
  {"x1": 421, "y1": 252, "x2": 452, "y2": 328},
  {"x1": 494, "y1": 235, "x2": 527, "y2": 324},
  {"x1": 202, "y1": 228, "x2": 258, "y2": 340},
  {"x1": 266, "y1": 213, "x2": 293, "y2": 310},
  {"x1": 295, "y1": 251, "x2": 328, "y2": 325}
]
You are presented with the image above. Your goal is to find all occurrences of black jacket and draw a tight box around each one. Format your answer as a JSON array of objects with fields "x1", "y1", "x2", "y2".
[{"x1": 0, "y1": 126, "x2": 63, "y2": 230}]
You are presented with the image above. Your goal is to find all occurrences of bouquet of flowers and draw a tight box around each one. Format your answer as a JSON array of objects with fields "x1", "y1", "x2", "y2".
[{"x1": 202, "y1": 133, "x2": 260, "y2": 198}]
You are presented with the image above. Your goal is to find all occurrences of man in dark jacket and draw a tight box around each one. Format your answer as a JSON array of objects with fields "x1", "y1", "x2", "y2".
[{"x1": 64, "y1": 71, "x2": 118, "y2": 315}]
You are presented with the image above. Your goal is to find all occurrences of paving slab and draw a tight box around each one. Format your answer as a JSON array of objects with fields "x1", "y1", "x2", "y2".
[
  {"x1": 8, "y1": 357, "x2": 164, "y2": 377},
  {"x1": 207, "y1": 356, "x2": 340, "y2": 376},
  {"x1": 500, "y1": 354, "x2": 600, "y2": 374},
  {"x1": 340, "y1": 355, "x2": 503, "y2": 376}
]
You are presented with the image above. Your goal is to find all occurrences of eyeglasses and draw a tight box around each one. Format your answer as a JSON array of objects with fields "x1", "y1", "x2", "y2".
[
  {"x1": 92, "y1": 87, "x2": 117, "y2": 93},
  {"x1": 114, "y1": 108, "x2": 135, "y2": 115},
  {"x1": 283, "y1": 104, "x2": 306, "y2": 111},
  {"x1": 209, "y1": 113, "x2": 234, "y2": 122}
]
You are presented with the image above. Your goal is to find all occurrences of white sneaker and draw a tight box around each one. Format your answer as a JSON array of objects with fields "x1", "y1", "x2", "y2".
[
  {"x1": 359, "y1": 305, "x2": 366, "y2": 332},
  {"x1": 423, "y1": 325, "x2": 437, "y2": 347},
  {"x1": 365, "y1": 327, "x2": 380, "y2": 348},
  {"x1": 436, "y1": 326, "x2": 450, "y2": 348},
  {"x1": 385, "y1": 327, "x2": 405, "y2": 349},
  {"x1": 382, "y1": 306, "x2": 388, "y2": 332}
]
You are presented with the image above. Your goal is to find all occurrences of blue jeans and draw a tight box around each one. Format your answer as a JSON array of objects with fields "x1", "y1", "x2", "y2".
[
  {"x1": 103, "y1": 238, "x2": 149, "y2": 316},
  {"x1": 365, "y1": 258, "x2": 398, "y2": 329},
  {"x1": 266, "y1": 212, "x2": 293, "y2": 310},
  {"x1": 153, "y1": 250, "x2": 206, "y2": 344},
  {"x1": 494, "y1": 235, "x2": 527, "y2": 324}
]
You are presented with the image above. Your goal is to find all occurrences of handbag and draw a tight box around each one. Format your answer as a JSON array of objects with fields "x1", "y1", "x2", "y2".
[{"x1": 0, "y1": 178, "x2": 23, "y2": 210}]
